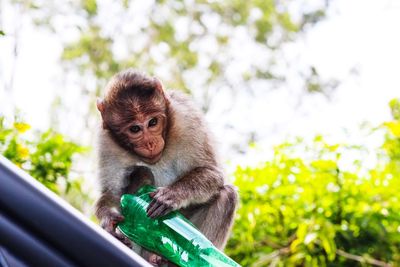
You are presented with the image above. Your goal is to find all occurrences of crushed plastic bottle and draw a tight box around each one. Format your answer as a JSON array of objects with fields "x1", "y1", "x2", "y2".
[{"x1": 117, "y1": 185, "x2": 241, "y2": 267}]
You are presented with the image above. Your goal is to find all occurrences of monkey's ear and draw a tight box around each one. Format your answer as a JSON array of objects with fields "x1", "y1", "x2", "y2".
[
  {"x1": 97, "y1": 98, "x2": 105, "y2": 113},
  {"x1": 97, "y1": 99, "x2": 108, "y2": 129},
  {"x1": 154, "y1": 77, "x2": 164, "y2": 92}
]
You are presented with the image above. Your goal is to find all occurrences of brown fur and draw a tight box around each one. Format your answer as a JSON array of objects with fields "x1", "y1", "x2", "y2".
[
  {"x1": 95, "y1": 69, "x2": 238, "y2": 265},
  {"x1": 181, "y1": 184, "x2": 238, "y2": 249}
]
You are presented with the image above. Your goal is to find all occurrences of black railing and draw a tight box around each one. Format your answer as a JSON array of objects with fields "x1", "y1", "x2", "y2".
[{"x1": 0, "y1": 155, "x2": 150, "y2": 267}]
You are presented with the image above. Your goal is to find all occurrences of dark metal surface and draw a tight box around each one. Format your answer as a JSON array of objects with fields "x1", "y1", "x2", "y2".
[
  {"x1": 0, "y1": 212, "x2": 72, "y2": 267},
  {"x1": 0, "y1": 156, "x2": 150, "y2": 267}
]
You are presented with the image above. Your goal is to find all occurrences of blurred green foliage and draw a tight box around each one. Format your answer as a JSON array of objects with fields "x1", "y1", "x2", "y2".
[
  {"x1": 0, "y1": 116, "x2": 90, "y2": 210},
  {"x1": 226, "y1": 99, "x2": 400, "y2": 266}
]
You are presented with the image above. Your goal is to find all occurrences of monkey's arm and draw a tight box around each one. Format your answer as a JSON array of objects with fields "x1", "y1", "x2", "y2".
[
  {"x1": 95, "y1": 191, "x2": 124, "y2": 229},
  {"x1": 95, "y1": 130, "x2": 138, "y2": 247},
  {"x1": 147, "y1": 166, "x2": 224, "y2": 218},
  {"x1": 95, "y1": 190, "x2": 133, "y2": 247}
]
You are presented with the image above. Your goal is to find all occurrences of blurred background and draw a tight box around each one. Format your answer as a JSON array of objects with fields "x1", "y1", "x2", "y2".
[{"x1": 1, "y1": 0, "x2": 400, "y2": 266}]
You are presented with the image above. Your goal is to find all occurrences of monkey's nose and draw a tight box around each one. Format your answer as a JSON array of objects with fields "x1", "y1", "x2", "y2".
[{"x1": 146, "y1": 142, "x2": 156, "y2": 151}]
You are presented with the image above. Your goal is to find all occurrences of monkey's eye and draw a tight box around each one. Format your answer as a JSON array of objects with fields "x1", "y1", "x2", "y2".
[
  {"x1": 148, "y1": 117, "x2": 158, "y2": 127},
  {"x1": 129, "y1": 125, "x2": 141, "y2": 133}
]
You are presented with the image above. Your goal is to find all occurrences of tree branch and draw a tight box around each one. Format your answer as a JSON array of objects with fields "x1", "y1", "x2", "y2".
[{"x1": 336, "y1": 249, "x2": 392, "y2": 267}]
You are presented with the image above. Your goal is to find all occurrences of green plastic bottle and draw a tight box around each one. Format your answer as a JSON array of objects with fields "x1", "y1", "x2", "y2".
[{"x1": 117, "y1": 185, "x2": 241, "y2": 267}]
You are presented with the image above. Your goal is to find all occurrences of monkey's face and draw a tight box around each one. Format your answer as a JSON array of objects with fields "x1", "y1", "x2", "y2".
[
  {"x1": 104, "y1": 110, "x2": 167, "y2": 164},
  {"x1": 123, "y1": 113, "x2": 166, "y2": 164},
  {"x1": 97, "y1": 70, "x2": 169, "y2": 164}
]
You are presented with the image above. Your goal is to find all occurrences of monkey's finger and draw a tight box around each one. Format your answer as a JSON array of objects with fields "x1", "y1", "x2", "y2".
[
  {"x1": 148, "y1": 202, "x2": 168, "y2": 218},
  {"x1": 119, "y1": 237, "x2": 132, "y2": 248},
  {"x1": 157, "y1": 207, "x2": 173, "y2": 218},
  {"x1": 147, "y1": 253, "x2": 165, "y2": 266},
  {"x1": 150, "y1": 205, "x2": 168, "y2": 219},
  {"x1": 147, "y1": 200, "x2": 163, "y2": 218},
  {"x1": 105, "y1": 225, "x2": 128, "y2": 245},
  {"x1": 147, "y1": 199, "x2": 159, "y2": 214},
  {"x1": 111, "y1": 213, "x2": 125, "y2": 223},
  {"x1": 104, "y1": 223, "x2": 115, "y2": 234},
  {"x1": 155, "y1": 255, "x2": 168, "y2": 266},
  {"x1": 114, "y1": 232, "x2": 132, "y2": 248},
  {"x1": 149, "y1": 202, "x2": 174, "y2": 218},
  {"x1": 152, "y1": 188, "x2": 168, "y2": 199}
]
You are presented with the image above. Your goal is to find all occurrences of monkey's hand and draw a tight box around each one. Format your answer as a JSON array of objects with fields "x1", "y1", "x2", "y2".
[
  {"x1": 100, "y1": 210, "x2": 132, "y2": 248},
  {"x1": 147, "y1": 187, "x2": 180, "y2": 218}
]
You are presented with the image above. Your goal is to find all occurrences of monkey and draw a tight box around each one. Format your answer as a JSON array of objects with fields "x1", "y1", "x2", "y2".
[{"x1": 95, "y1": 69, "x2": 238, "y2": 266}]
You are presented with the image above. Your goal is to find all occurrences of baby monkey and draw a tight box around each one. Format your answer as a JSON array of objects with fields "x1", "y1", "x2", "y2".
[{"x1": 95, "y1": 69, "x2": 238, "y2": 266}]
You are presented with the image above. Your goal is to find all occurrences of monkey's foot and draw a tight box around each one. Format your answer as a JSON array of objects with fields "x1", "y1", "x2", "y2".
[
  {"x1": 114, "y1": 228, "x2": 132, "y2": 248},
  {"x1": 143, "y1": 251, "x2": 168, "y2": 266}
]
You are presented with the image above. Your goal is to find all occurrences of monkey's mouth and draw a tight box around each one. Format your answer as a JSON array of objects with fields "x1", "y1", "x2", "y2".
[{"x1": 142, "y1": 151, "x2": 163, "y2": 164}]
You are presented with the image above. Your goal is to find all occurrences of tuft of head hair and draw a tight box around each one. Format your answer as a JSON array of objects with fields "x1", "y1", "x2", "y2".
[{"x1": 104, "y1": 69, "x2": 164, "y2": 106}]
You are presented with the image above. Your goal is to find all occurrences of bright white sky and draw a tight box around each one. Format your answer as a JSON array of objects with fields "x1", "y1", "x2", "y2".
[
  {"x1": 209, "y1": 0, "x2": 400, "y2": 166},
  {"x1": 296, "y1": 0, "x2": 400, "y2": 133},
  {"x1": 1, "y1": 0, "x2": 400, "y2": 169}
]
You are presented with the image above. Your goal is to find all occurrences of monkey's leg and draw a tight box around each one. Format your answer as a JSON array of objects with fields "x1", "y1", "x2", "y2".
[
  {"x1": 183, "y1": 184, "x2": 238, "y2": 250},
  {"x1": 141, "y1": 249, "x2": 173, "y2": 267}
]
